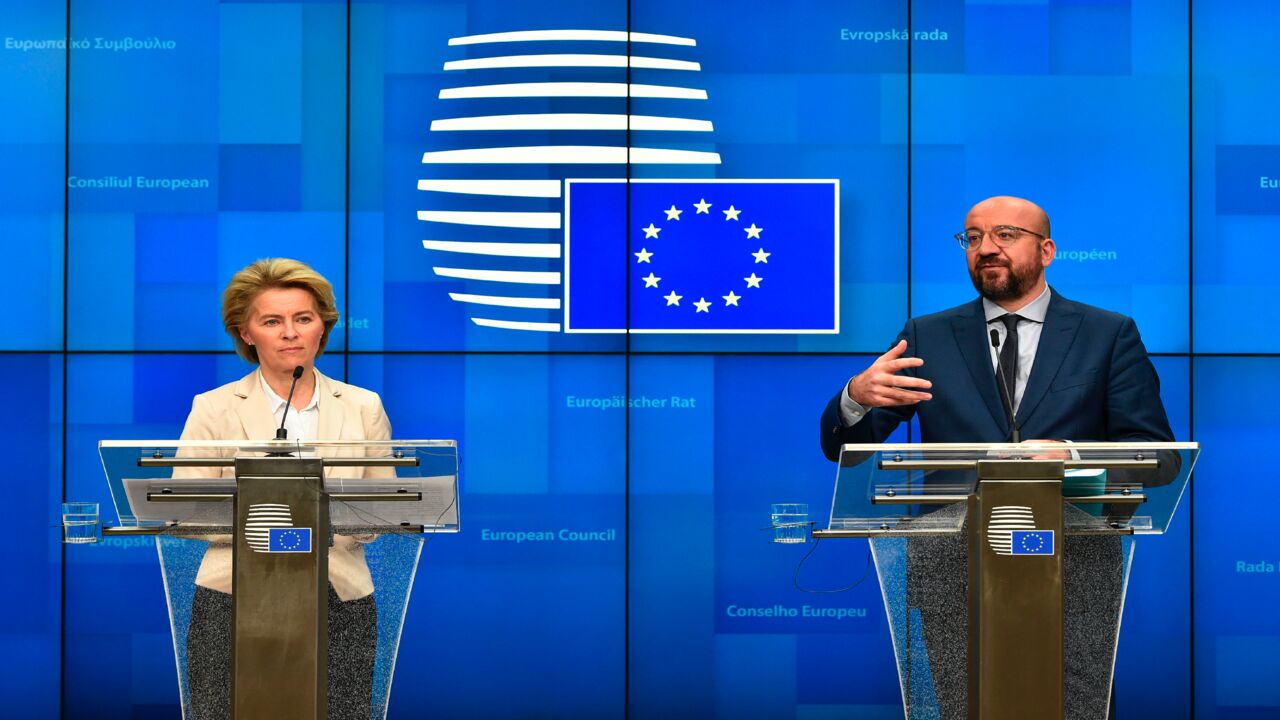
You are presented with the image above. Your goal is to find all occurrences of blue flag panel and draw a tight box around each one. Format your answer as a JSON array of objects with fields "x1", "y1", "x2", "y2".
[
  {"x1": 565, "y1": 180, "x2": 838, "y2": 333},
  {"x1": 1010, "y1": 530, "x2": 1054, "y2": 556},
  {"x1": 268, "y1": 527, "x2": 312, "y2": 553}
]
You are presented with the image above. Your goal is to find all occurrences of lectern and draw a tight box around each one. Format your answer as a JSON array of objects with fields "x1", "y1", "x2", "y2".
[
  {"x1": 814, "y1": 442, "x2": 1197, "y2": 720},
  {"x1": 97, "y1": 439, "x2": 459, "y2": 720}
]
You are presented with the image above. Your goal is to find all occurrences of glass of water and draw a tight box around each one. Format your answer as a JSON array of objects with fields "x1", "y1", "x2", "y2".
[
  {"x1": 62, "y1": 502, "x2": 99, "y2": 544},
  {"x1": 770, "y1": 503, "x2": 809, "y2": 544}
]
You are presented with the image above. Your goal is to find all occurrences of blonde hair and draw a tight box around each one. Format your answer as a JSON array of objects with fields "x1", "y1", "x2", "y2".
[{"x1": 222, "y1": 258, "x2": 339, "y2": 364}]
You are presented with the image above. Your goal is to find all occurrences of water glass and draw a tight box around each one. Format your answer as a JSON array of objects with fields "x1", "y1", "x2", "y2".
[
  {"x1": 62, "y1": 502, "x2": 99, "y2": 544},
  {"x1": 770, "y1": 503, "x2": 809, "y2": 544}
]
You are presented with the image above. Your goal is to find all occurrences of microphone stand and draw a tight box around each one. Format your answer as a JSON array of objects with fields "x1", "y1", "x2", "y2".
[
  {"x1": 268, "y1": 365, "x2": 306, "y2": 456},
  {"x1": 989, "y1": 329, "x2": 1021, "y2": 443}
]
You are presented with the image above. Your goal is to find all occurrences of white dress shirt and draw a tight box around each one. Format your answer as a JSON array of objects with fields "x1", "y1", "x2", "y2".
[
  {"x1": 259, "y1": 369, "x2": 320, "y2": 442},
  {"x1": 982, "y1": 284, "x2": 1050, "y2": 413},
  {"x1": 840, "y1": 286, "x2": 1053, "y2": 425}
]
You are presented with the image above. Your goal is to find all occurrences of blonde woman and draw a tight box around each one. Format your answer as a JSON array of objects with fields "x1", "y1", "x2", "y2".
[{"x1": 179, "y1": 258, "x2": 389, "y2": 720}]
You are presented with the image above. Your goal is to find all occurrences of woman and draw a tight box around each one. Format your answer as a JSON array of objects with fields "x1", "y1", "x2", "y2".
[{"x1": 178, "y1": 258, "x2": 388, "y2": 720}]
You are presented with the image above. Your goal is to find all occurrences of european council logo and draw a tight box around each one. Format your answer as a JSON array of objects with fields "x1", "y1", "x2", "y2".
[
  {"x1": 986, "y1": 506, "x2": 1031, "y2": 555},
  {"x1": 417, "y1": 29, "x2": 840, "y2": 334},
  {"x1": 244, "y1": 503, "x2": 312, "y2": 554}
]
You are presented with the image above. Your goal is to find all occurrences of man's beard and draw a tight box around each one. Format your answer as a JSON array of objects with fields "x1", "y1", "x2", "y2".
[{"x1": 969, "y1": 257, "x2": 1039, "y2": 302}]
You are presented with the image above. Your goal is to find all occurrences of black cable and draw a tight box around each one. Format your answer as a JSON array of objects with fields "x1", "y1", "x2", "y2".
[{"x1": 792, "y1": 532, "x2": 874, "y2": 594}]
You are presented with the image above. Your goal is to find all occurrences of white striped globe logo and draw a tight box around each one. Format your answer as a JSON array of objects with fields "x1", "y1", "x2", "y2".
[
  {"x1": 419, "y1": 29, "x2": 719, "y2": 333},
  {"x1": 987, "y1": 506, "x2": 1036, "y2": 556},
  {"x1": 244, "y1": 503, "x2": 294, "y2": 553}
]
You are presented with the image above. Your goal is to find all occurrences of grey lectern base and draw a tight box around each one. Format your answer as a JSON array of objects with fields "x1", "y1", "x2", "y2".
[
  {"x1": 968, "y1": 460, "x2": 1065, "y2": 719},
  {"x1": 232, "y1": 456, "x2": 329, "y2": 718}
]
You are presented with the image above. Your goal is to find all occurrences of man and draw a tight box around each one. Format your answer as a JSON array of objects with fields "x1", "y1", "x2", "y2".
[
  {"x1": 819, "y1": 196, "x2": 1175, "y2": 719},
  {"x1": 822, "y1": 195, "x2": 1173, "y2": 454}
]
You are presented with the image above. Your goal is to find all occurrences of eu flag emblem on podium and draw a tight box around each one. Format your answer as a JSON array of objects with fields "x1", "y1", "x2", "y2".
[
  {"x1": 1010, "y1": 530, "x2": 1054, "y2": 555},
  {"x1": 564, "y1": 180, "x2": 838, "y2": 333},
  {"x1": 267, "y1": 528, "x2": 312, "y2": 553}
]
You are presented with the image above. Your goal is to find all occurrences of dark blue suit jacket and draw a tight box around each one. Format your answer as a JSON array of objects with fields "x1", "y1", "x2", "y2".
[{"x1": 820, "y1": 289, "x2": 1175, "y2": 462}]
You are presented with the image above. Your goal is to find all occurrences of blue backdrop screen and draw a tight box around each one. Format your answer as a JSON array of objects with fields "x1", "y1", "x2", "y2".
[{"x1": 4, "y1": 0, "x2": 1273, "y2": 718}]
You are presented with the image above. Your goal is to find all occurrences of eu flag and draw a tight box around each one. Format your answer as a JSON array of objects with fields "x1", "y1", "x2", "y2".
[
  {"x1": 1010, "y1": 530, "x2": 1055, "y2": 556},
  {"x1": 564, "y1": 180, "x2": 838, "y2": 333},
  {"x1": 267, "y1": 527, "x2": 312, "y2": 553}
]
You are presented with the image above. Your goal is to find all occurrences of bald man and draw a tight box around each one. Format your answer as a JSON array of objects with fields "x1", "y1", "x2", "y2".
[
  {"x1": 819, "y1": 196, "x2": 1174, "y2": 719},
  {"x1": 821, "y1": 194, "x2": 1171, "y2": 455}
]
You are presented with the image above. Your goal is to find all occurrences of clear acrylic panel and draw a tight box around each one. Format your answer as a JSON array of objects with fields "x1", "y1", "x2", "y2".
[
  {"x1": 96, "y1": 441, "x2": 453, "y2": 720},
  {"x1": 831, "y1": 442, "x2": 1197, "y2": 719},
  {"x1": 98, "y1": 440, "x2": 459, "y2": 532},
  {"x1": 157, "y1": 532, "x2": 425, "y2": 720},
  {"x1": 831, "y1": 442, "x2": 1198, "y2": 536},
  {"x1": 870, "y1": 524, "x2": 1137, "y2": 720}
]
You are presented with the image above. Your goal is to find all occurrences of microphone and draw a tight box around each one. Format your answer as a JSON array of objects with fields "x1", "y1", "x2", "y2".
[
  {"x1": 275, "y1": 365, "x2": 305, "y2": 440},
  {"x1": 989, "y1": 329, "x2": 1021, "y2": 443}
]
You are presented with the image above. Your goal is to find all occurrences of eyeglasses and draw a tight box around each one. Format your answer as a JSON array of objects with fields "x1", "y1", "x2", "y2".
[{"x1": 955, "y1": 225, "x2": 1046, "y2": 251}]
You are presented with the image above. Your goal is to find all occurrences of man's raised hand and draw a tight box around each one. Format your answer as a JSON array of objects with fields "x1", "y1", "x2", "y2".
[{"x1": 846, "y1": 340, "x2": 933, "y2": 408}]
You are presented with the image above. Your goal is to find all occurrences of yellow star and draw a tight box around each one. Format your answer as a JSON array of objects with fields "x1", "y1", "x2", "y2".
[
  {"x1": 664, "y1": 205, "x2": 683, "y2": 221},
  {"x1": 744, "y1": 223, "x2": 762, "y2": 239},
  {"x1": 635, "y1": 248, "x2": 654, "y2": 263},
  {"x1": 745, "y1": 273, "x2": 762, "y2": 288},
  {"x1": 723, "y1": 291, "x2": 741, "y2": 306},
  {"x1": 664, "y1": 291, "x2": 682, "y2": 306},
  {"x1": 694, "y1": 198, "x2": 712, "y2": 214},
  {"x1": 643, "y1": 223, "x2": 660, "y2": 239},
  {"x1": 723, "y1": 205, "x2": 741, "y2": 221},
  {"x1": 752, "y1": 248, "x2": 770, "y2": 263},
  {"x1": 642, "y1": 273, "x2": 660, "y2": 288}
]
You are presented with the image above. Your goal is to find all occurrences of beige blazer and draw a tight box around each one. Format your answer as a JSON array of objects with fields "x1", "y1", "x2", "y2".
[{"x1": 176, "y1": 368, "x2": 392, "y2": 601}]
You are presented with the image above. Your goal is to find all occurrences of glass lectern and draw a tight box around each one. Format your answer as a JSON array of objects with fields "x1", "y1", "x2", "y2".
[
  {"x1": 816, "y1": 442, "x2": 1198, "y2": 720},
  {"x1": 97, "y1": 439, "x2": 459, "y2": 720}
]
